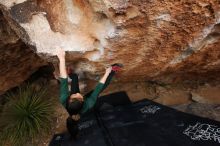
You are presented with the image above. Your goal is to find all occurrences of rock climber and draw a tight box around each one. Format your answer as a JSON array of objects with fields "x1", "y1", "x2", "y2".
[{"x1": 56, "y1": 48, "x2": 123, "y2": 138}]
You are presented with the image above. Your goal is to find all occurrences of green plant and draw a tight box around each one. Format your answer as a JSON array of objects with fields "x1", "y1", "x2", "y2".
[{"x1": 0, "y1": 84, "x2": 55, "y2": 146}]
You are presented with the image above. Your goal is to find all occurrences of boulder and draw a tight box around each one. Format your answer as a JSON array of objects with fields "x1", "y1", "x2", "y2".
[
  {"x1": 191, "y1": 84, "x2": 220, "y2": 104},
  {"x1": 0, "y1": 0, "x2": 220, "y2": 92},
  {"x1": 154, "y1": 86, "x2": 192, "y2": 105},
  {"x1": 0, "y1": 10, "x2": 46, "y2": 94}
]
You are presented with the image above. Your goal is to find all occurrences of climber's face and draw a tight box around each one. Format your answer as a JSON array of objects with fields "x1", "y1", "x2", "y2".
[{"x1": 69, "y1": 93, "x2": 83, "y2": 103}]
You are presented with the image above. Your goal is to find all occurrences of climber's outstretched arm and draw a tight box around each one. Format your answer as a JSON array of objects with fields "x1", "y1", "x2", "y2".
[
  {"x1": 99, "y1": 67, "x2": 112, "y2": 84},
  {"x1": 56, "y1": 48, "x2": 69, "y2": 106},
  {"x1": 80, "y1": 67, "x2": 112, "y2": 114},
  {"x1": 56, "y1": 48, "x2": 67, "y2": 78}
]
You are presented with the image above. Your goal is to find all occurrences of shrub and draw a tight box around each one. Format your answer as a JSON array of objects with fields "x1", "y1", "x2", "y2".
[{"x1": 0, "y1": 84, "x2": 55, "y2": 146}]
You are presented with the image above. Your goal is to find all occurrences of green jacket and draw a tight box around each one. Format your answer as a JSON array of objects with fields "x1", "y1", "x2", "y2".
[{"x1": 59, "y1": 78, "x2": 104, "y2": 114}]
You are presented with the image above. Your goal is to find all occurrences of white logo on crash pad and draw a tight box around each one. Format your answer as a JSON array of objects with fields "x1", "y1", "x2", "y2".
[
  {"x1": 78, "y1": 120, "x2": 94, "y2": 130},
  {"x1": 140, "y1": 105, "x2": 161, "y2": 114},
  {"x1": 183, "y1": 122, "x2": 220, "y2": 144}
]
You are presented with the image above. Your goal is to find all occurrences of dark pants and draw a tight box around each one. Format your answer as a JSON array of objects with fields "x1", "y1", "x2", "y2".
[
  {"x1": 69, "y1": 73, "x2": 80, "y2": 94},
  {"x1": 66, "y1": 116, "x2": 78, "y2": 139},
  {"x1": 70, "y1": 71, "x2": 115, "y2": 96}
]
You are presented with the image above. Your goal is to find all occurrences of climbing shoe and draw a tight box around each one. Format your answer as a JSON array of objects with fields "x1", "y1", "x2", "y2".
[{"x1": 111, "y1": 63, "x2": 123, "y2": 72}]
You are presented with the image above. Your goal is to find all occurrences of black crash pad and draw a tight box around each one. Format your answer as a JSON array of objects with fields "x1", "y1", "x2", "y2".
[{"x1": 50, "y1": 92, "x2": 220, "y2": 146}]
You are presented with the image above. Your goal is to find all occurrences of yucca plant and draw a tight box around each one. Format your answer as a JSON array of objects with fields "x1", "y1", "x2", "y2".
[{"x1": 0, "y1": 84, "x2": 55, "y2": 146}]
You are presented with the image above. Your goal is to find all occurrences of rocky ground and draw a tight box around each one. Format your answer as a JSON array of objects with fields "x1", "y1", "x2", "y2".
[
  {"x1": 28, "y1": 76, "x2": 220, "y2": 146},
  {"x1": 1, "y1": 72, "x2": 220, "y2": 146}
]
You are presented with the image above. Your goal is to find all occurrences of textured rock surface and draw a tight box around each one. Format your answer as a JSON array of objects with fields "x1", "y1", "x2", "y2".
[
  {"x1": 173, "y1": 103, "x2": 220, "y2": 122},
  {"x1": 0, "y1": 0, "x2": 220, "y2": 92},
  {"x1": 0, "y1": 10, "x2": 46, "y2": 94},
  {"x1": 153, "y1": 87, "x2": 192, "y2": 105},
  {"x1": 191, "y1": 84, "x2": 220, "y2": 104}
]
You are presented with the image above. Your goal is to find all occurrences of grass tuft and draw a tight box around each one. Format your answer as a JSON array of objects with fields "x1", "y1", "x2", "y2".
[{"x1": 0, "y1": 84, "x2": 55, "y2": 146}]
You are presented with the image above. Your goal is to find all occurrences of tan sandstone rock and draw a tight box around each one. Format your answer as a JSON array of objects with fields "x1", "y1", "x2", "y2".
[
  {"x1": 0, "y1": 10, "x2": 46, "y2": 94},
  {"x1": 0, "y1": 0, "x2": 220, "y2": 93},
  {"x1": 191, "y1": 84, "x2": 220, "y2": 104},
  {"x1": 153, "y1": 85, "x2": 192, "y2": 105}
]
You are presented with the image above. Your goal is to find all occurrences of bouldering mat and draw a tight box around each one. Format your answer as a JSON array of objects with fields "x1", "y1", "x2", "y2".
[{"x1": 50, "y1": 92, "x2": 220, "y2": 146}]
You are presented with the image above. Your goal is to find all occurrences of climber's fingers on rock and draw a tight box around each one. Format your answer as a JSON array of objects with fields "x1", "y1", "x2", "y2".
[
  {"x1": 55, "y1": 47, "x2": 65, "y2": 58},
  {"x1": 105, "y1": 66, "x2": 112, "y2": 74}
]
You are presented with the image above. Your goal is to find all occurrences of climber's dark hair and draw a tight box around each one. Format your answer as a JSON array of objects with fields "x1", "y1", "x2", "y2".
[
  {"x1": 65, "y1": 97, "x2": 83, "y2": 139},
  {"x1": 66, "y1": 98, "x2": 83, "y2": 115}
]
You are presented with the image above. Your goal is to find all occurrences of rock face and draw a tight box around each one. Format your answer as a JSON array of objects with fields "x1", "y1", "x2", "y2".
[
  {"x1": 191, "y1": 84, "x2": 220, "y2": 104},
  {"x1": 173, "y1": 102, "x2": 220, "y2": 122},
  {"x1": 0, "y1": 0, "x2": 220, "y2": 92},
  {"x1": 0, "y1": 10, "x2": 45, "y2": 94}
]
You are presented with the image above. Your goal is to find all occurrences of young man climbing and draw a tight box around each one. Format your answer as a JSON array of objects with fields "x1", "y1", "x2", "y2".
[{"x1": 56, "y1": 48, "x2": 122, "y2": 138}]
